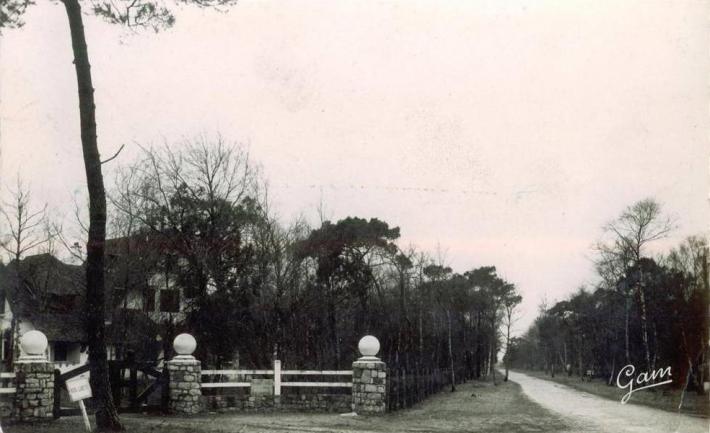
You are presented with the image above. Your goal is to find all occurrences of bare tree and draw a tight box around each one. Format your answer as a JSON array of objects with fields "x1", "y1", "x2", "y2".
[
  {"x1": 0, "y1": 176, "x2": 51, "y2": 263},
  {"x1": 595, "y1": 198, "x2": 673, "y2": 371},
  {"x1": 109, "y1": 136, "x2": 262, "y2": 366},
  {"x1": 0, "y1": 176, "x2": 53, "y2": 368}
]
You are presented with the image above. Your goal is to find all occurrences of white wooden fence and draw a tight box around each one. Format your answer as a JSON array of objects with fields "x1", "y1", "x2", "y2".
[
  {"x1": 0, "y1": 372, "x2": 15, "y2": 395},
  {"x1": 201, "y1": 360, "x2": 352, "y2": 395}
]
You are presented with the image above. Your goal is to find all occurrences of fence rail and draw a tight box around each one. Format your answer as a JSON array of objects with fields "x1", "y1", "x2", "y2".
[
  {"x1": 202, "y1": 369, "x2": 273, "y2": 375},
  {"x1": 281, "y1": 382, "x2": 352, "y2": 387},
  {"x1": 0, "y1": 372, "x2": 15, "y2": 394},
  {"x1": 201, "y1": 360, "x2": 353, "y2": 394},
  {"x1": 281, "y1": 370, "x2": 352, "y2": 376},
  {"x1": 54, "y1": 361, "x2": 86, "y2": 373}
]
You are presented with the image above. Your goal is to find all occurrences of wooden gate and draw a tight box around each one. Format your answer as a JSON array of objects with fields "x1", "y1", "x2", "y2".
[
  {"x1": 53, "y1": 363, "x2": 91, "y2": 418},
  {"x1": 108, "y1": 353, "x2": 167, "y2": 413},
  {"x1": 53, "y1": 357, "x2": 167, "y2": 417}
]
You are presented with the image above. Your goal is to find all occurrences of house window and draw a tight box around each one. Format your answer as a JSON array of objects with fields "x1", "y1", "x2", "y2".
[
  {"x1": 159, "y1": 290, "x2": 180, "y2": 313},
  {"x1": 54, "y1": 342, "x2": 69, "y2": 362},
  {"x1": 145, "y1": 289, "x2": 156, "y2": 312}
]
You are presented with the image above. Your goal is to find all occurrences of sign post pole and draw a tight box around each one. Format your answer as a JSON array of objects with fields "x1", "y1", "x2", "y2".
[
  {"x1": 66, "y1": 375, "x2": 93, "y2": 432},
  {"x1": 78, "y1": 400, "x2": 91, "y2": 432}
]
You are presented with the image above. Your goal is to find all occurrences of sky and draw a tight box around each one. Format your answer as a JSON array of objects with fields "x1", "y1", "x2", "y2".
[{"x1": 0, "y1": 0, "x2": 708, "y2": 334}]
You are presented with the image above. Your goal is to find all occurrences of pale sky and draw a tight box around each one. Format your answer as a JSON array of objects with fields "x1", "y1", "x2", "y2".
[{"x1": 1, "y1": 0, "x2": 708, "y2": 333}]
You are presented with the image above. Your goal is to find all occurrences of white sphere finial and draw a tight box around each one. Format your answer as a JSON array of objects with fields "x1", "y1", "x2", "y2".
[
  {"x1": 173, "y1": 333, "x2": 197, "y2": 357},
  {"x1": 358, "y1": 335, "x2": 380, "y2": 359},
  {"x1": 19, "y1": 330, "x2": 48, "y2": 362}
]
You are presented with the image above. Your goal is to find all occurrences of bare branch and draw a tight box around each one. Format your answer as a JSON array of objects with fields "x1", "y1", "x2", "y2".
[{"x1": 100, "y1": 143, "x2": 125, "y2": 164}]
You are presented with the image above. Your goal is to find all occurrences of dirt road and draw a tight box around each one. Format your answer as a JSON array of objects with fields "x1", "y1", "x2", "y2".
[
  {"x1": 6, "y1": 380, "x2": 566, "y2": 433},
  {"x1": 509, "y1": 371, "x2": 708, "y2": 433}
]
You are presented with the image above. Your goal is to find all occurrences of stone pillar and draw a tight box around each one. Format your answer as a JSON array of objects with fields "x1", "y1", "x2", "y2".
[
  {"x1": 13, "y1": 330, "x2": 54, "y2": 422},
  {"x1": 352, "y1": 335, "x2": 386, "y2": 415},
  {"x1": 167, "y1": 333, "x2": 202, "y2": 415}
]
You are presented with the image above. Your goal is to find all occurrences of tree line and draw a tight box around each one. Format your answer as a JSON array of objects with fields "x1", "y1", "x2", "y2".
[
  {"x1": 1, "y1": 137, "x2": 523, "y2": 387},
  {"x1": 103, "y1": 138, "x2": 523, "y2": 384},
  {"x1": 506, "y1": 199, "x2": 709, "y2": 399}
]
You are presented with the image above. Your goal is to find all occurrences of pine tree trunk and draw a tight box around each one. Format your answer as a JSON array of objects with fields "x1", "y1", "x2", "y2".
[
  {"x1": 624, "y1": 296, "x2": 631, "y2": 364},
  {"x1": 446, "y1": 310, "x2": 455, "y2": 391},
  {"x1": 418, "y1": 306, "x2": 424, "y2": 366},
  {"x1": 61, "y1": 0, "x2": 122, "y2": 430},
  {"x1": 475, "y1": 312, "x2": 481, "y2": 378},
  {"x1": 504, "y1": 319, "x2": 511, "y2": 381},
  {"x1": 490, "y1": 337, "x2": 497, "y2": 385},
  {"x1": 637, "y1": 284, "x2": 652, "y2": 374},
  {"x1": 328, "y1": 296, "x2": 339, "y2": 368}
]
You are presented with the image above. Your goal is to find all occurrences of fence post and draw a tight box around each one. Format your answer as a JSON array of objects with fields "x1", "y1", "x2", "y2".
[
  {"x1": 427, "y1": 368, "x2": 432, "y2": 396},
  {"x1": 273, "y1": 359, "x2": 281, "y2": 408},
  {"x1": 167, "y1": 333, "x2": 202, "y2": 415},
  {"x1": 128, "y1": 352, "x2": 138, "y2": 411},
  {"x1": 400, "y1": 369, "x2": 406, "y2": 408},
  {"x1": 415, "y1": 365, "x2": 420, "y2": 402},
  {"x1": 393, "y1": 369, "x2": 399, "y2": 409},
  {"x1": 385, "y1": 366, "x2": 391, "y2": 411},
  {"x1": 14, "y1": 331, "x2": 55, "y2": 423},
  {"x1": 352, "y1": 335, "x2": 387, "y2": 415},
  {"x1": 52, "y1": 369, "x2": 61, "y2": 419}
]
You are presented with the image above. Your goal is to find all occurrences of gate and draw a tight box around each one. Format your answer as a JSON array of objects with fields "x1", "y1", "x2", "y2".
[
  {"x1": 108, "y1": 353, "x2": 167, "y2": 413},
  {"x1": 53, "y1": 363, "x2": 91, "y2": 418}
]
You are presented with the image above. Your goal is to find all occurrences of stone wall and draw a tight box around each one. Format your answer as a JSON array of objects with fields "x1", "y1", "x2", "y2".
[
  {"x1": 281, "y1": 390, "x2": 351, "y2": 412},
  {"x1": 202, "y1": 387, "x2": 351, "y2": 413},
  {"x1": 13, "y1": 362, "x2": 54, "y2": 422},
  {"x1": 167, "y1": 359, "x2": 202, "y2": 415},
  {"x1": 0, "y1": 395, "x2": 12, "y2": 419},
  {"x1": 352, "y1": 359, "x2": 386, "y2": 415}
]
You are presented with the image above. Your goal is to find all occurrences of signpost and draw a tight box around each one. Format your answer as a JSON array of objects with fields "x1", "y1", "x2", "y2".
[{"x1": 66, "y1": 376, "x2": 93, "y2": 432}]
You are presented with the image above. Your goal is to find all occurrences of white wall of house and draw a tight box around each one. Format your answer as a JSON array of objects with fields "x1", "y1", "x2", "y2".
[
  {"x1": 123, "y1": 288, "x2": 146, "y2": 310},
  {"x1": 0, "y1": 298, "x2": 12, "y2": 331},
  {"x1": 148, "y1": 272, "x2": 187, "y2": 322},
  {"x1": 0, "y1": 298, "x2": 13, "y2": 361}
]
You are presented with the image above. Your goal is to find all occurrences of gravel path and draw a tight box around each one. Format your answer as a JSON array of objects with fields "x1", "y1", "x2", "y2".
[{"x1": 509, "y1": 371, "x2": 708, "y2": 433}]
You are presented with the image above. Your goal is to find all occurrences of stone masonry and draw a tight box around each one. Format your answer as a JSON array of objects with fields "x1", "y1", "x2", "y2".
[
  {"x1": 352, "y1": 360, "x2": 386, "y2": 415},
  {"x1": 13, "y1": 361, "x2": 54, "y2": 422},
  {"x1": 168, "y1": 358, "x2": 202, "y2": 415}
]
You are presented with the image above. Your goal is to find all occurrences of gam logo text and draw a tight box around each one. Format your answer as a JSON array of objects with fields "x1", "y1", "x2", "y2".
[{"x1": 616, "y1": 364, "x2": 672, "y2": 404}]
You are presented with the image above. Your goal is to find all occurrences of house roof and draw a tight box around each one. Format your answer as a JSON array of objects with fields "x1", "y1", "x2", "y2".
[
  {"x1": 1, "y1": 252, "x2": 162, "y2": 346},
  {"x1": 25, "y1": 313, "x2": 86, "y2": 342},
  {"x1": 6, "y1": 253, "x2": 84, "y2": 297},
  {"x1": 0, "y1": 254, "x2": 85, "y2": 342},
  {"x1": 106, "y1": 233, "x2": 173, "y2": 257}
]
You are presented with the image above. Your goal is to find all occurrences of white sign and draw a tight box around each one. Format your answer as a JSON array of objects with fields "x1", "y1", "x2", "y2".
[{"x1": 66, "y1": 377, "x2": 93, "y2": 402}]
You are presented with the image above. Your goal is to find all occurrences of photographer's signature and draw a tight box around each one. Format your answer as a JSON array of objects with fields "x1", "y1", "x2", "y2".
[{"x1": 616, "y1": 364, "x2": 672, "y2": 404}]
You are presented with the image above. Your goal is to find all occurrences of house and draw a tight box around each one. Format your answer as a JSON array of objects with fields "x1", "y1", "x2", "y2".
[
  {"x1": 0, "y1": 254, "x2": 87, "y2": 369},
  {"x1": 0, "y1": 252, "x2": 161, "y2": 369},
  {"x1": 106, "y1": 235, "x2": 191, "y2": 324}
]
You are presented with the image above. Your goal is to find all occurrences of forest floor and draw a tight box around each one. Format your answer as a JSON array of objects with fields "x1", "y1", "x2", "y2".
[
  {"x1": 509, "y1": 370, "x2": 708, "y2": 433},
  {"x1": 519, "y1": 369, "x2": 709, "y2": 418},
  {"x1": 3, "y1": 378, "x2": 568, "y2": 433}
]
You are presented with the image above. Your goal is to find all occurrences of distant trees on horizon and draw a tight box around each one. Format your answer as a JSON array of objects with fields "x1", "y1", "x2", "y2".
[{"x1": 506, "y1": 198, "x2": 708, "y2": 402}]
